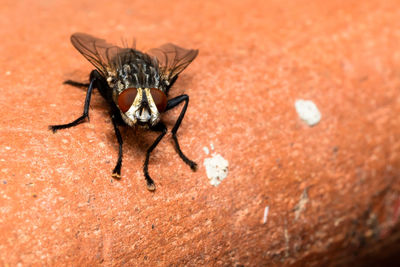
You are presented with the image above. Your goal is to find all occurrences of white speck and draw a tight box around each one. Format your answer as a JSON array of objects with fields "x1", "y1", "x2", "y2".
[
  {"x1": 5, "y1": 146, "x2": 11, "y2": 150},
  {"x1": 295, "y1": 99, "x2": 321, "y2": 126},
  {"x1": 50, "y1": 104, "x2": 56, "y2": 107},
  {"x1": 5, "y1": 71, "x2": 11, "y2": 75},
  {"x1": 294, "y1": 188, "x2": 309, "y2": 220},
  {"x1": 284, "y1": 224, "x2": 290, "y2": 257},
  {"x1": 203, "y1": 153, "x2": 229, "y2": 186},
  {"x1": 210, "y1": 143, "x2": 214, "y2": 150},
  {"x1": 203, "y1": 147, "x2": 209, "y2": 155},
  {"x1": 334, "y1": 217, "x2": 345, "y2": 226},
  {"x1": 263, "y1": 206, "x2": 269, "y2": 224},
  {"x1": 62, "y1": 139, "x2": 68, "y2": 144},
  {"x1": 99, "y1": 142, "x2": 106, "y2": 148}
]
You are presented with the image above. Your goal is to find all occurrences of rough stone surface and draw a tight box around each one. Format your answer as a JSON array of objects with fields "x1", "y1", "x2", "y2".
[{"x1": 1, "y1": 0, "x2": 400, "y2": 266}]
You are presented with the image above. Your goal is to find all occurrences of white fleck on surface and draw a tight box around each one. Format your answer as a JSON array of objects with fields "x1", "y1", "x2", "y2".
[
  {"x1": 210, "y1": 143, "x2": 214, "y2": 150},
  {"x1": 5, "y1": 146, "x2": 11, "y2": 150},
  {"x1": 295, "y1": 99, "x2": 321, "y2": 126},
  {"x1": 284, "y1": 223, "x2": 290, "y2": 257},
  {"x1": 203, "y1": 147, "x2": 210, "y2": 155},
  {"x1": 263, "y1": 206, "x2": 269, "y2": 224},
  {"x1": 294, "y1": 188, "x2": 309, "y2": 220},
  {"x1": 203, "y1": 153, "x2": 229, "y2": 186},
  {"x1": 5, "y1": 71, "x2": 11, "y2": 75}
]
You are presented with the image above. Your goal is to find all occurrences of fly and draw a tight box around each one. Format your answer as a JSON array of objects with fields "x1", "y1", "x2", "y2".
[{"x1": 49, "y1": 33, "x2": 198, "y2": 191}]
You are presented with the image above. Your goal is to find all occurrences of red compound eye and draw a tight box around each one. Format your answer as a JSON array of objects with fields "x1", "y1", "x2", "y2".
[
  {"x1": 150, "y1": 88, "x2": 167, "y2": 112},
  {"x1": 118, "y1": 88, "x2": 138, "y2": 113}
]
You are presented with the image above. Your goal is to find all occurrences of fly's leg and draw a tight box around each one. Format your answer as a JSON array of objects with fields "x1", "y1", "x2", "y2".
[
  {"x1": 63, "y1": 80, "x2": 90, "y2": 88},
  {"x1": 49, "y1": 70, "x2": 104, "y2": 132},
  {"x1": 111, "y1": 114, "x2": 123, "y2": 179},
  {"x1": 144, "y1": 122, "x2": 167, "y2": 191},
  {"x1": 165, "y1": 94, "x2": 197, "y2": 171},
  {"x1": 49, "y1": 79, "x2": 95, "y2": 132}
]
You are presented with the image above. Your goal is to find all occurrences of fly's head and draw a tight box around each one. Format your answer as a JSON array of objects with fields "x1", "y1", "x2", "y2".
[{"x1": 117, "y1": 87, "x2": 167, "y2": 128}]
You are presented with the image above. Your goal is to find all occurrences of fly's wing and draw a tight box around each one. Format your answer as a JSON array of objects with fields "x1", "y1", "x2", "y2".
[
  {"x1": 147, "y1": 43, "x2": 198, "y2": 84},
  {"x1": 70, "y1": 33, "x2": 123, "y2": 77}
]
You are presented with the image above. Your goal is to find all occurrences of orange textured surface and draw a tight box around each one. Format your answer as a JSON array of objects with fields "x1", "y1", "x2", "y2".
[{"x1": 1, "y1": 0, "x2": 400, "y2": 265}]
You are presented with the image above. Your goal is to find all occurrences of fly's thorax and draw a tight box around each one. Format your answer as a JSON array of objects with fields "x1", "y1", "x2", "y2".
[
  {"x1": 114, "y1": 61, "x2": 162, "y2": 92},
  {"x1": 116, "y1": 87, "x2": 167, "y2": 128}
]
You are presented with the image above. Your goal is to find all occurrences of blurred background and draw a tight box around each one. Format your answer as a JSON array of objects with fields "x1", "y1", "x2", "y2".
[{"x1": 0, "y1": 0, "x2": 399, "y2": 265}]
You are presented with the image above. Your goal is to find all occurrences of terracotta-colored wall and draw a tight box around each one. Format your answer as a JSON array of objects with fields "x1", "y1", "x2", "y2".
[{"x1": 1, "y1": 0, "x2": 399, "y2": 265}]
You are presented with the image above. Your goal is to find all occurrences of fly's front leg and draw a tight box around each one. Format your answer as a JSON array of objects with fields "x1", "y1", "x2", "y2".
[
  {"x1": 165, "y1": 94, "x2": 197, "y2": 171},
  {"x1": 49, "y1": 70, "x2": 103, "y2": 132},
  {"x1": 111, "y1": 114, "x2": 123, "y2": 179},
  {"x1": 144, "y1": 122, "x2": 167, "y2": 191}
]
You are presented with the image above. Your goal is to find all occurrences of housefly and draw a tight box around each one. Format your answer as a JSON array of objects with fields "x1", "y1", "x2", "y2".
[{"x1": 49, "y1": 33, "x2": 198, "y2": 191}]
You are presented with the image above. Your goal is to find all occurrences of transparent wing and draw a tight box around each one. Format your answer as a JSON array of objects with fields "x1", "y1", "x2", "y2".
[
  {"x1": 70, "y1": 33, "x2": 123, "y2": 76},
  {"x1": 148, "y1": 43, "x2": 198, "y2": 83}
]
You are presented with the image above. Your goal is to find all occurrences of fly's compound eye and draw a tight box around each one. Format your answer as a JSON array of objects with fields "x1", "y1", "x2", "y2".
[
  {"x1": 150, "y1": 88, "x2": 167, "y2": 112},
  {"x1": 118, "y1": 88, "x2": 138, "y2": 113}
]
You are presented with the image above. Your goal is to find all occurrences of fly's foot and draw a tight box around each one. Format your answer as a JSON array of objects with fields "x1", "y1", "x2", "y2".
[
  {"x1": 145, "y1": 175, "x2": 156, "y2": 191},
  {"x1": 112, "y1": 164, "x2": 121, "y2": 179},
  {"x1": 147, "y1": 182, "x2": 156, "y2": 191},
  {"x1": 189, "y1": 160, "x2": 197, "y2": 171},
  {"x1": 180, "y1": 154, "x2": 197, "y2": 171},
  {"x1": 48, "y1": 125, "x2": 59, "y2": 133},
  {"x1": 111, "y1": 172, "x2": 121, "y2": 179}
]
